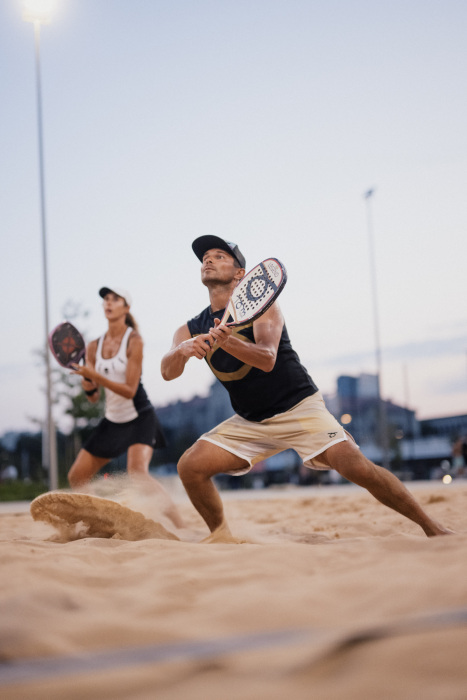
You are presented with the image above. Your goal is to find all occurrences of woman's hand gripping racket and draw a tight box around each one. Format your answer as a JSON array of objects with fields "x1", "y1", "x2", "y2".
[{"x1": 48, "y1": 321, "x2": 85, "y2": 369}]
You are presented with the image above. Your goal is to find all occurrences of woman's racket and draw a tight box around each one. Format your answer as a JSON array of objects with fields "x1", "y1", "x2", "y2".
[
  {"x1": 220, "y1": 258, "x2": 287, "y2": 327},
  {"x1": 48, "y1": 321, "x2": 85, "y2": 369}
]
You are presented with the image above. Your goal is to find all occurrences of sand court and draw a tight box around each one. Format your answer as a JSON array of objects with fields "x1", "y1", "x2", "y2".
[{"x1": 1, "y1": 477, "x2": 467, "y2": 699}]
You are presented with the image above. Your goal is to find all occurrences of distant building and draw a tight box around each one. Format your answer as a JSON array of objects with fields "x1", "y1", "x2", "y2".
[
  {"x1": 1, "y1": 432, "x2": 22, "y2": 452},
  {"x1": 156, "y1": 379, "x2": 234, "y2": 439},
  {"x1": 420, "y1": 414, "x2": 467, "y2": 440},
  {"x1": 323, "y1": 373, "x2": 462, "y2": 478},
  {"x1": 325, "y1": 374, "x2": 419, "y2": 448}
]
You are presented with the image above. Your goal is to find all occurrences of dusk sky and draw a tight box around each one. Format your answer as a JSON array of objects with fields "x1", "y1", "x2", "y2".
[{"x1": 1, "y1": 0, "x2": 466, "y2": 435}]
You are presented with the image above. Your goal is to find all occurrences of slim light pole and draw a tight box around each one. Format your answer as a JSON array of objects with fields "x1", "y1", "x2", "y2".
[
  {"x1": 22, "y1": 0, "x2": 58, "y2": 490},
  {"x1": 403, "y1": 363, "x2": 415, "y2": 467},
  {"x1": 363, "y1": 188, "x2": 389, "y2": 469}
]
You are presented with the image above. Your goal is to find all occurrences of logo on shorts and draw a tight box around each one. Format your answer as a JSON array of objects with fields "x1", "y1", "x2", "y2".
[{"x1": 328, "y1": 432, "x2": 337, "y2": 438}]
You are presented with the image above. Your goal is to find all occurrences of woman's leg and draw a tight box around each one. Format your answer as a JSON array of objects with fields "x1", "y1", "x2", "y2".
[
  {"x1": 68, "y1": 449, "x2": 109, "y2": 489},
  {"x1": 127, "y1": 444, "x2": 185, "y2": 528}
]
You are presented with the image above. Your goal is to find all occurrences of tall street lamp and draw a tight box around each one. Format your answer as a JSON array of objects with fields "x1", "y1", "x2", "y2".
[
  {"x1": 22, "y1": 0, "x2": 58, "y2": 490},
  {"x1": 363, "y1": 188, "x2": 389, "y2": 469}
]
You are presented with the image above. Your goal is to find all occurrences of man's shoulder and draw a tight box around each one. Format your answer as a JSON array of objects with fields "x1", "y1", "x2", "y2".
[{"x1": 187, "y1": 306, "x2": 212, "y2": 329}]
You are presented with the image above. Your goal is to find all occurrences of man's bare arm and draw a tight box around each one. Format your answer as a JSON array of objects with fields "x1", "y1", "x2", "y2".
[
  {"x1": 161, "y1": 324, "x2": 213, "y2": 381},
  {"x1": 208, "y1": 303, "x2": 284, "y2": 372}
]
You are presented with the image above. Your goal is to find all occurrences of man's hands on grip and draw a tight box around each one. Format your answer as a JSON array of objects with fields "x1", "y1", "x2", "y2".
[
  {"x1": 208, "y1": 318, "x2": 232, "y2": 348},
  {"x1": 179, "y1": 319, "x2": 232, "y2": 360},
  {"x1": 179, "y1": 334, "x2": 214, "y2": 360}
]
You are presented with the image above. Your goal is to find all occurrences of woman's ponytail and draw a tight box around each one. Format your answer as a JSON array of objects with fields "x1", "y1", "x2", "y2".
[{"x1": 125, "y1": 312, "x2": 139, "y2": 332}]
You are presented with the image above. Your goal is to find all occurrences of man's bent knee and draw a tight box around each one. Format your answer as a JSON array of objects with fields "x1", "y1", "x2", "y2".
[
  {"x1": 177, "y1": 445, "x2": 205, "y2": 484},
  {"x1": 177, "y1": 439, "x2": 246, "y2": 482}
]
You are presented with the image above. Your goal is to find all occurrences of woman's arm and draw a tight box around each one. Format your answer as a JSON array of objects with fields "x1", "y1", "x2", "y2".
[
  {"x1": 80, "y1": 340, "x2": 100, "y2": 403},
  {"x1": 73, "y1": 332, "x2": 143, "y2": 399}
]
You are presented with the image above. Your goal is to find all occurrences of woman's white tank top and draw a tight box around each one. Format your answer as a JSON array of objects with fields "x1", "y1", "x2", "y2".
[{"x1": 95, "y1": 327, "x2": 139, "y2": 423}]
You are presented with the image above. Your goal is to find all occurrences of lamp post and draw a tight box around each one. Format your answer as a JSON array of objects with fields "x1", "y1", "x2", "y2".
[
  {"x1": 363, "y1": 188, "x2": 389, "y2": 469},
  {"x1": 22, "y1": 0, "x2": 58, "y2": 490}
]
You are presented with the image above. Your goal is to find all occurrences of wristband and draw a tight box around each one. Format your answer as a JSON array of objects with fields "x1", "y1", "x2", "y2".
[{"x1": 85, "y1": 388, "x2": 98, "y2": 396}]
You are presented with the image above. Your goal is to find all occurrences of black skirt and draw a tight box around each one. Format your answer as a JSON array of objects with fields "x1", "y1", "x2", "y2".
[{"x1": 83, "y1": 408, "x2": 166, "y2": 459}]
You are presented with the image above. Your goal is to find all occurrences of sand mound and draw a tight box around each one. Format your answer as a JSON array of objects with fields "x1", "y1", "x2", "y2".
[
  {"x1": 30, "y1": 492, "x2": 179, "y2": 542},
  {"x1": 2, "y1": 480, "x2": 467, "y2": 699}
]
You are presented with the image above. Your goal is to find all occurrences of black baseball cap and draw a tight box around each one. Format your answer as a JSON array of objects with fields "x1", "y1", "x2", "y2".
[{"x1": 192, "y1": 235, "x2": 246, "y2": 269}]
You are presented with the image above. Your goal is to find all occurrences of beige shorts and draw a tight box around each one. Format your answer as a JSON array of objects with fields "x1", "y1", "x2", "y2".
[{"x1": 199, "y1": 392, "x2": 353, "y2": 475}]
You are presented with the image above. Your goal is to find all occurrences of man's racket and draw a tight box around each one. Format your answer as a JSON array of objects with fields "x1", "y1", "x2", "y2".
[
  {"x1": 48, "y1": 321, "x2": 85, "y2": 369},
  {"x1": 220, "y1": 258, "x2": 287, "y2": 327}
]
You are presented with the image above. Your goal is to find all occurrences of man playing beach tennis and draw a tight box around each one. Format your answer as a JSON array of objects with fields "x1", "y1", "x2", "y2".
[{"x1": 161, "y1": 235, "x2": 451, "y2": 538}]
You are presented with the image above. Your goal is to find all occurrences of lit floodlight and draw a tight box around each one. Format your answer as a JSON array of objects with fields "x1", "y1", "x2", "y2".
[{"x1": 22, "y1": 0, "x2": 57, "y2": 24}]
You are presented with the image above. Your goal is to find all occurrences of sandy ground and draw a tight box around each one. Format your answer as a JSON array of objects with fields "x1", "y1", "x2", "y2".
[{"x1": 1, "y1": 476, "x2": 467, "y2": 699}]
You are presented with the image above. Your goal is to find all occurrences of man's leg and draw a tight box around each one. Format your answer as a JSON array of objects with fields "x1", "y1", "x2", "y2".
[
  {"x1": 177, "y1": 440, "x2": 249, "y2": 532},
  {"x1": 321, "y1": 440, "x2": 452, "y2": 536}
]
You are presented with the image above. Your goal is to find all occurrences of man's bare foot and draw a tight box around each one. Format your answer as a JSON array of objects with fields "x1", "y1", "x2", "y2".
[
  {"x1": 424, "y1": 520, "x2": 456, "y2": 537},
  {"x1": 200, "y1": 520, "x2": 240, "y2": 544}
]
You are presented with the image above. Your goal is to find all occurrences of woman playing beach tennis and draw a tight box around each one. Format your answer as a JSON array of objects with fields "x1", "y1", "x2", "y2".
[{"x1": 69, "y1": 286, "x2": 183, "y2": 527}]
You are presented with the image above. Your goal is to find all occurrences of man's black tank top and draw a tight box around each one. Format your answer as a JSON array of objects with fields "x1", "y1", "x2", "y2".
[{"x1": 187, "y1": 306, "x2": 318, "y2": 422}]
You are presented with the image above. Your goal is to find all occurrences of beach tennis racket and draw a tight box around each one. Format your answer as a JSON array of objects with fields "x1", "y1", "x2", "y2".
[
  {"x1": 48, "y1": 321, "x2": 85, "y2": 369},
  {"x1": 220, "y1": 258, "x2": 287, "y2": 327}
]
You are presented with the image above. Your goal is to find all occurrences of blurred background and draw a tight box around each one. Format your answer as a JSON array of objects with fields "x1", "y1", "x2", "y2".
[{"x1": 1, "y1": 0, "x2": 466, "y2": 494}]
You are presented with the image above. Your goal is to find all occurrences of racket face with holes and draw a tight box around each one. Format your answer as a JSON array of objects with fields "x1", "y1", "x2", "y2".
[
  {"x1": 48, "y1": 321, "x2": 86, "y2": 368},
  {"x1": 221, "y1": 258, "x2": 287, "y2": 327}
]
